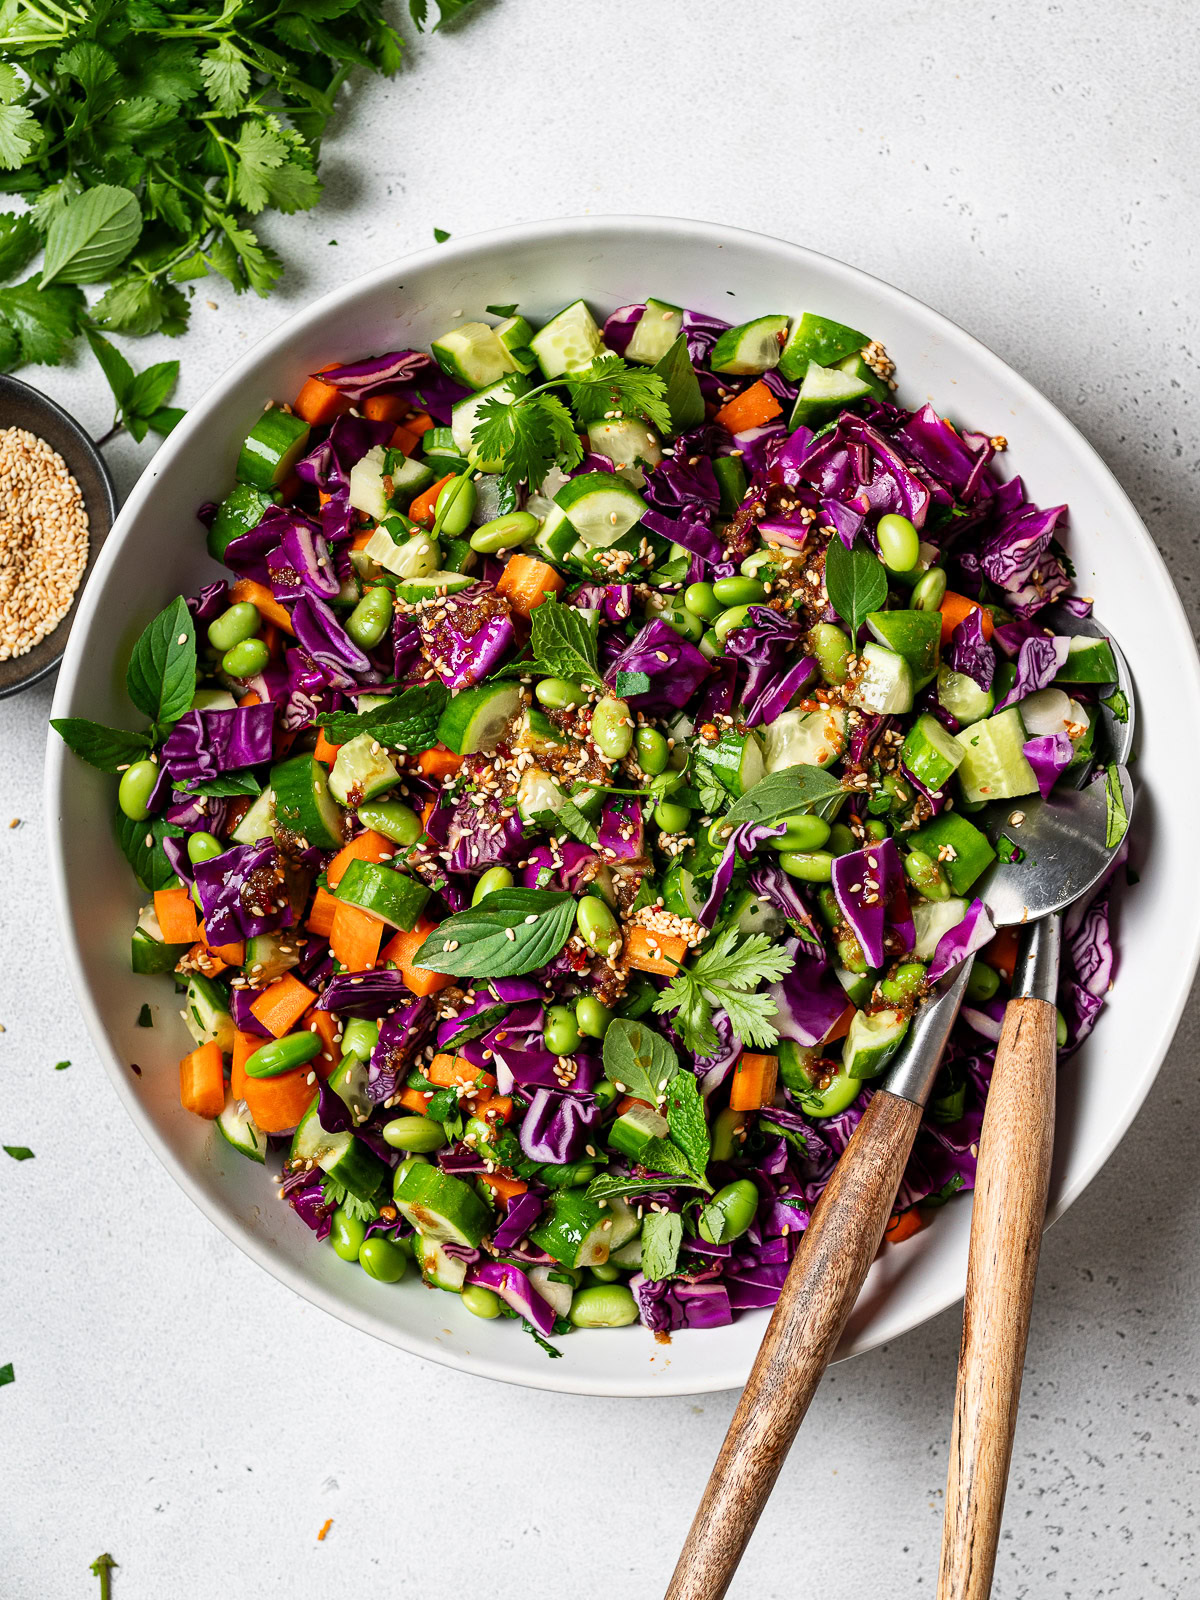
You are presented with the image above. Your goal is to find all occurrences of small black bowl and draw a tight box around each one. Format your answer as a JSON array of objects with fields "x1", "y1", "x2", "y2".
[{"x1": 0, "y1": 372, "x2": 118, "y2": 698}]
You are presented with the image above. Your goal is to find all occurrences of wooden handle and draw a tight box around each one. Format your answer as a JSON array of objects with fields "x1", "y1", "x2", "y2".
[
  {"x1": 666, "y1": 1089, "x2": 924, "y2": 1600},
  {"x1": 937, "y1": 995, "x2": 1058, "y2": 1600}
]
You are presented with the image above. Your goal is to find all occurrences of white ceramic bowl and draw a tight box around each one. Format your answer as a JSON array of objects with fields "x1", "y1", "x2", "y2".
[{"x1": 46, "y1": 217, "x2": 1200, "y2": 1396}]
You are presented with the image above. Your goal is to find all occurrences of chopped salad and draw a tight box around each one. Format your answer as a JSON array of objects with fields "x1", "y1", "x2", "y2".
[{"x1": 55, "y1": 295, "x2": 1126, "y2": 1347}]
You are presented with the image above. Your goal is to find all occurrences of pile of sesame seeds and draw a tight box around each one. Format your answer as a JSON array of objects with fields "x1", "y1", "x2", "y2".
[{"x1": 0, "y1": 426, "x2": 90, "y2": 661}]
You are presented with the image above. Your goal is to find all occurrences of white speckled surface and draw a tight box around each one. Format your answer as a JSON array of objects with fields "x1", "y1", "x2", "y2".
[{"x1": 4, "y1": 3, "x2": 1199, "y2": 1594}]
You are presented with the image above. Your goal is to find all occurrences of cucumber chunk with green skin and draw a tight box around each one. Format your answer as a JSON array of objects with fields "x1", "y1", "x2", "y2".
[
  {"x1": 695, "y1": 728, "x2": 764, "y2": 797},
  {"x1": 388, "y1": 454, "x2": 435, "y2": 497},
  {"x1": 911, "y1": 897, "x2": 968, "y2": 961},
  {"x1": 272, "y1": 754, "x2": 344, "y2": 850},
  {"x1": 729, "y1": 886, "x2": 787, "y2": 938},
  {"x1": 513, "y1": 706, "x2": 570, "y2": 759},
  {"x1": 835, "y1": 965, "x2": 875, "y2": 1008},
  {"x1": 608, "y1": 1101, "x2": 671, "y2": 1160},
  {"x1": 866, "y1": 609, "x2": 941, "y2": 689},
  {"x1": 244, "y1": 931, "x2": 301, "y2": 984},
  {"x1": 131, "y1": 925, "x2": 190, "y2": 975},
  {"x1": 495, "y1": 315, "x2": 538, "y2": 374},
  {"x1": 843, "y1": 1007, "x2": 909, "y2": 1079},
  {"x1": 937, "y1": 664, "x2": 995, "y2": 726},
  {"x1": 328, "y1": 733, "x2": 400, "y2": 807},
  {"x1": 362, "y1": 527, "x2": 440, "y2": 580},
  {"x1": 710, "y1": 314, "x2": 789, "y2": 375},
  {"x1": 529, "y1": 299, "x2": 604, "y2": 378},
  {"x1": 516, "y1": 766, "x2": 567, "y2": 824},
  {"x1": 660, "y1": 856, "x2": 702, "y2": 920},
  {"x1": 626, "y1": 298, "x2": 685, "y2": 364},
  {"x1": 348, "y1": 445, "x2": 393, "y2": 521},
  {"x1": 532, "y1": 504, "x2": 576, "y2": 564},
  {"x1": 778, "y1": 312, "x2": 870, "y2": 382},
  {"x1": 438, "y1": 540, "x2": 478, "y2": 576},
  {"x1": 432, "y1": 321, "x2": 517, "y2": 390},
  {"x1": 414, "y1": 1234, "x2": 467, "y2": 1291},
  {"x1": 230, "y1": 786, "x2": 274, "y2": 845},
  {"x1": 1053, "y1": 635, "x2": 1118, "y2": 684},
  {"x1": 835, "y1": 351, "x2": 889, "y2": 403},
  {"x1": 586, "y1": 417, "x2": 662, "y2": 486},
  {"x1": 530, "y1": 1189, "x2": 611, "y2": 1268},
  {"x1": 436, "y1": 682, "x2": 521, "y2": 755},
  {"x1": 554, "y1": 472, "x2": 647, "y2": 548},
  {"x1": 393, "y1": 1161, "x2": 490, "y2": 1247},
  {"x1": 850, "y1": 643, "x2": 914, "y2": 715},
  {"x1": 713, "y1": 454, "x2": 749, "y2": 516},
  {"x1": 216, "y1": 1091, "x2": 266, "y2": 1163},
  {"x1": 321, "y1": 1135, "x2": 388, "y2": 1201},
  {"x1": 788, "y1": 359, "x2": 873, "y2": 428},
  {"x1": 954, "y1": 707, "x2": 1038, "y2": 802},
  {"x1": 451, "y1": 373, "x2": 534, "y2": 466},
  {"x1": 335, "y1": 859, "x2": 429, "y2": 931},
  {"x1": 528, "y1": 1262, "x2": 575, "y2": 1318},
  {"x1": 900, "y1": 712, "x2": 966, "y2": 794},
  {"x1": 786, "y1": 1055, "x2": 863, "y2": 1117},
  {"x1": 207, "y1": 482, "x2": 278, "y2": 563},
  {"x1": 390, "y1": 571, "x2": 473, "y2": 604},
  {"x1": 761, "y1": 706, "x2": 847, "y2": 770},
  {"x1": 184, "y1": 974, "x2": 235, "y2": 1054},
  {"x1": 236, "y1": 409, "x2": 311, "y2": 490},
  {"x1": 909, "y1": 814, "x2": 996, "y2": 895}
]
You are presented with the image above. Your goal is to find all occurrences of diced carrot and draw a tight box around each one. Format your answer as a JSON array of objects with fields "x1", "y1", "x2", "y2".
[
  {"x1": 229, "y1": 577, "x2": 295, "y2": 636},
  {"x1": 938, "y1": 591, "x2": 995, "y2": 646},
  {"x1": 180, "y1": 1042, "x2": 225, "y2": 1120},
  {"x1": 306, "y1": 886, "x2": 340, "y2": 937},
  {"x1": 199, "y1": 924, "x2": 244, "y2": 966},
  {"x1": 294, "y1": 366, "x2": 351, "y2": 426},
  {"x1": 242, "y1": 1067, "x2": 318, "y2": 1134},
  {"x1": 409, "y1": 472, "x2": 455, "y2": 528},
  {"x1": 823, "y1": 1002, "x2": 856, "y2": 1045},
  {"x1": 615, "y1": 1095, "x2": 655, "y2": 1118},
  {"x1": 417, "y1": 744, "x2": 462, "y2": 780},
  {"x1": 230, "y1": 1029, "x2": 259, "y2": 1100},
  {"x1": 625, "y1": 926, "x2": 687, "y2": 976},
  {"x1": 237, "y1": 691, "x2": 261, "y2": 709},
  {"x1": 427, "y1": 1053, "x2": 481, "y2": 1088},
  {"x1": 475, "y1": 1092, "x2": 512, "y2": 1126},
  {"x1": 886, "y1": 1208, "x2": 925, "y2": 1244},
  {"x1": 154, "y1": 886, "x2": 202, "y2": 945},
  {"x1": 313, "y1": 728, "x2": 342, "y2": 766},
  {"x1": 478, "y1": 1172, "x2": 528, "y2": 1204},
  {"x1": 260, "y1": 621, "x2": 283, "y2": 660},
  {"x1": 984, "y1": 927, "x2": 1019, "y2": 984},
  {"x1": 330, "y1": 900, "x2": 384, "y2": 973},
  {"x1": 363, "y1": 393, "x2": 411, "y2": 425},
  {"x1": 398, "y1": 1086, "x2": 430, "y2": 1116},
  {"x1": 326, "y1": 829, "x2": 394, "y2": 888},
  {"x1": 350, "y1": 528, "x2": 375, "y2": 552},
  {"x1": 730, "y1": 1051, "x2": 779, "y2": 1112},
  {"x1": 381, "y1": 916, "x2": 453, "y2": 996},
  {"x1": 714, "y1": 379, "x2": 783, "y2": 435},
  {"x1": 406, "y1": 412, "x2": 435, "y2": 439},
  {"x1": 305, "y1": 1008, "x2": 341, "y2": 1078},
  {"x1": 389, "y1": 424, "x2": 420, "y2": 456},
  {"x1": 186, "y1": 942, "x2": 227, "y2": 979},
  {"x1": 249, "y1": 972, "x2": 317, "y2": 1039},
  {"x1": 495, "y1": 553, "x2": 565, "y2": 617}
]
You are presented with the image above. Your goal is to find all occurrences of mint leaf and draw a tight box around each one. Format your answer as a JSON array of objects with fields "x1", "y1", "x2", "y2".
[
  {"x1": 723, "y1": 764, "x2": 846, "y2": 829},
  {"x1": 641, "y1": 1211, "x2": 683, "y2": 1281},
  {"x1": 665, "y1": 1071, "x2": 710, "y2": 1179},
  {"x1": 586, "y1": 1170, "x2": 707, "y2": 1203},
  {"x1": 602, "y1": 1017, "x2": 679, "y2": 1105},
  {"x1": 525, "y1": 595, "x2": 602, "y2": 687},
  {"x1": 126, "y1": 596, "x2": 195, "y2": 726},
  {"x1": 412, "y1": 889, "x2": 577, "y2": 979},
  {"x1": 823, "y1": 535, "x2": 888, "y2": 639},
  {"x1": 615, "y1": 670, "x2": 651, "y2": 698},
  {"x1": 51, "y1": 718, "x2": 152, "y2": 773},
  {"x1": 315, "y1": 682, "x2": 447, "y2": 749}
]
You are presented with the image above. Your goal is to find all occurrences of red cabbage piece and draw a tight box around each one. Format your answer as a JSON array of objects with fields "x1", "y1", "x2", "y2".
[
  {"x1": 598, "y1": 797, "x2": 644, "y2": 861},
  {"x1": 691, "y1": 1008, "x2": 740, "y2": 1097},
  {"x1": 699, "y1": 820, "x2": 789, "y2": 928},
  {"x1": 980, "y1": 493, "x2": 1067, "y2": 590},
  {"x1": 443, "y1": 792, "x2": 526, "y2": 876},
  {"x1": 314, "y1": 349, "x2": 435, "y2": 402},
  {"x1": 831, "y1": 838, "x2": 907, "y2": 969},
  {"x1": 601, "y1": 303, "x2": 644, "y2": 355},
  {"x1": 492, "y1": 1190, "x2": 545, "y2": 1251},
  {"x1": 961, "y1": 995, "x2": 1005, "y2": 1042},
  {"x1": 772, "y1": 425, "x2": 816, "y2": 485},
  {"x1": 764, "y1": 941, "x2": 850, "y2": 1047},
  {"x1": 947, "y1": 608, "x2": 996, "y2": 690},
  {"x1": 266, "y1": 509, "x2": 340, "y2": 601},
  {"x1": 317, "y1": 970, "x2": 417, "y2": 1017},
  {"x1": 489, "y1": 977, "x2": 544, "y2": 1004},
  {"x1": 821, "y1": 497, "x2": 867, "y2": 551},
  {"x1": 723, "y1": 605, "x2": 817, "y2": 725},
  {"x1": 680, "y1": 308, "x2": 731, "y2": 363},
  {"x1": 316, "y1": 1076, "x2": 353, "y2": 1134},
  {"x1": 567, "y1": 451, "x2": 614, "y2": 477},
  {"x1": 644, "y1": 451, "x2": 721, "y2": 517},
  {"x1": 927, "y1": 897, "x2": 996, "y2": 983},
  {"x1": 491, "y1": 1043, "x2": 601, "y2": 1098},
  {"x1": 1058, "y1": 981, "x2": 1104, "y2": 1051},
  {"x1": 291, "y1": 594, "x2": 371, "y2": 688},
  {"x1": 286, "y1": 1170, "x2": 335, "y2": 1239},
  {"x1": 1066, "y1": 896, "x2": 1113, "y2": 999},
  {"x1": 186, "y1": 580, "x2": 228, "y2": 624},
  {"x1": 194, "y1": 838, "x2": 294, "y2": 945},
  {"x1": 517, "y1": 1087, "x2": 602, "y2": 1165},
  {"x1": 365, "y1": 1000, "x2": 435, "y2": 1102},
  {"x1": 1023, "y1": 732, "x2": 1074, "y2": 798},
  {"x1": 519, "y1": 840, "x2": 598, "y2": 893},
  {"x1": 414, "y1": 583, "x2": 515, "y2": 691},
  {"x1": 631, "y1": 1273, "x2": 733, "y2": 1332},
  {"x1": 894, "y1": 404, "x2": 995, "y2": 501},
  {"x1": 640, "y1": 507, "x2": 726, "y2": 565},
  {"x1": 995, "y1": 633, "x2": 1069, "y2": 710},
  {"x1": 798, "y1": 416, "x2": 937, "y2": 528},
  {"x1": 729, "y1": 422, "x2": 788, "y2": 477},
  {"x1": 604, "y1": 618, "x2": 711, "y2": 711},
  {"x1": 230, "y1": 986, "x2": 271, "y2": 1038},
  {"x1": 465, "y1": 1261, "x2": 557, "y2": 1337},
  {"x1": 746, "y1": 861, "x2": 825, "y2": 947},
  {"x1": 295, "y1": 413, "x2": 394, "y2": 496},
  {"x1": 724, "y1": 1245, "x2": 793, "y2": 1311},
  {"x1": 162, "y1": 703, "x2": 275, "y2": 782}
]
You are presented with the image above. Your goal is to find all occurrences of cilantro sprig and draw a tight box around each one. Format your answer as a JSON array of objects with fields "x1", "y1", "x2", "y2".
[{"x1": 653, "y1": 928, "x2": 794, "y2": 1055}]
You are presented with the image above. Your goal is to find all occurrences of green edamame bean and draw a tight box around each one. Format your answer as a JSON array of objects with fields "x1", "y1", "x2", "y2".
[
  {"x1": 654, "y1": 800, "x2": 692, "y2": 834},
  {"x1": 876, "y1": 513, "x2": 921, "y2": 573},
  {"x1": 810, "y1": 622, "x2": 853, "y2": 686},
  {"x1": 663, "y1": 606, "x2": 705, "y2": 643},
  {"x1": 635, "y1": 726, "x2": 669, "y2": 776},
  {"x1": 435, "y1": 473, "x2": 477, "y2": 536},
  {"x1": 592, "y1": 1079, "x2": 619, "y2": 1113},
  {"x1": 697, "y1": 1179, "x2": 759, "y2": 1245},
  {"x1": 767, "y1": 814, "x2": 831, "y2": 853},
  {"x1": 904, "y1": 848, "x2": 950, "y2": 901},
  {"x1": 1056, "y1": 1009, "x2": 1068, "y2": 1048},
  {"x1": 587, "y1": 1261, "x2": 622, "y2": 1284},
  {"x1": 461, "y1": 1284, "x2": 502, "y2": 1319},
  {"x1": 357, "y1": 799, "x2": 422, "y2": 847},
  {"x1": 576, "y1": 896, "x2": 621, "y2": 956},
  {"x1": 345, "y1": 586, "x2": 394, "y2": 650},
  {"x1": 330, "y1": 1207, "x2": 367, "y2": 1262},
  {"x1": 473, "y1": 865, "x2": 514, "y2": 904},
  {"x1": 712, "y1": 603, "x2": 752, "y2": 642},
  {"x1": 683, "y1": 581, "x2": 722, "y2": 622},
  {"x1": 712, "y1": 575, "x2": 767, "y2": 607},
  {"x1": 342, "y1": 1017, "x2": 379, "y2": 1059},
  {"x1": 711, "y1": 1106, "x2": 745, "y2": 1163},
  {"x1": 382, "y1": 1115, "x2": 447, "y2": 1153},
  {"x1": 117, "y1": 759, "x2": 160, "y2": 822},
  {"x1": 591, "y1": 696, "x2": 633, "y2": 760},
  {"x1": 864, "y1": 819, "x2": 889, "y2": 841},
  {"x1": 828, "y1": 823, "x2": 857, "y2": 857},
  {"x1": 541, "y1": 1161, "x2": 597, "y2": 1189},
  {"x1": 966, "y1": 960, "x2": 1000, "y2": 1003},
  {"x1": 535, "y1": 676, "x2": 585, "y2": 711},
  {"x1": 575, "y1": 996, "x2": 612, "y2": 1039},
  {"x1": 392, "y1": 1154, "x2": 430, "y2": 1199},
  {"x1": 698, "y1": 628, "x2": 723, "y2": 661},
  {"x1": 186, "y1": 831, "x2": 223, "y2": 865},
  {"x1": 913, "y1": 566, "x2": 948, "y2": 611},
  {"x1": 779, "y1": 850, "x2": 835, "y2": 882},
  {"x1": 358, "y1": 1235, "x2": 408, "y2": 1283},
  {"x1": 880, "y1": 961, "x2": 928, "y2": 1004},
  {"x1": 221, "y1": 637, "x2": 270, "y2": 679},
  {"x1": 206, "y1": 601, "x2": 259, "y2": 653},
  {"x1": 245, "y1": 1029, "x2": 322, "y2": 1078},
  {"x1": 544, "y1": 1005, "x2": 582, "y2": 1057},
  {"x1": 470, "y1": 510, "x2": 538, "y2": 554},
  {"x1": 568, "y1": 1284, "x2": 639, "y2": 1328}
]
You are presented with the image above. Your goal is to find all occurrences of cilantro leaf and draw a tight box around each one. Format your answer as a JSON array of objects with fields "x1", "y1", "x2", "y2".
[
  {"x1": 4, "y1": 1145, "x2": 34, "y2": 1161},
  {"x1": 0, "y1": 211, "x2": 38, "y2": 277},
  {"x1": 0, "y1": 98, "x2": 38, "y2": 171},
  {"x1": 641, "y1": 1210, "x2": 683, "y2": 1281},
  {"x1": 564, "y1": 353, "x2": 671, "y2": 434},
  {"x1": 653, "y1": 928, "x2": 794, "y2": 1055},
  {"x1": 200, "y1": 39, "x2": 250, "y2": 115},
  {"x1": 472, "y1": 390, "x2": 581, "y2": 492},
  {"x1": 92, "y1": 275, "x2": 190, "y2": 338},
  {"x1": 0, "y1": 279, "x2": 84, "y2": 368},
  {"x1": 320, "y1": 1175, "x2": 379, "y2": 1221}
]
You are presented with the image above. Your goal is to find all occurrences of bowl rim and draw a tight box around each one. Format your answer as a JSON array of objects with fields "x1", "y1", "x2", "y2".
[
  {"x1": 0, "y1": 370, "x2": 118, "y2": 698},
  {"x1": 45, "y1": 214, "x2": 1200, "y2": 1395}
]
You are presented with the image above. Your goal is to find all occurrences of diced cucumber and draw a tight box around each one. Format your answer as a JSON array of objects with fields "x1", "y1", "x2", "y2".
[
  {"x1": 529, "y1": 299, "x2": 603, "y2": 378},
  {"x1": 835, "y1": 352, "x2": 889, "y2": 403},
  {"x1": 696, "y1": 728, "x2": 764, "y2": 798},
  {"x1": 554, "y1": 472, "x2": 647, "y2": 548},
  {"x1": 843, "y1": 1007, "x2": 909, "y2": 1079},
  {"x1": 660, "y1": 856, "x2": 702, "y2": 920},
  {"x1": 937, "y1": 664, "x2": 995, "y2": 726},
  {"x1": 835, "y1": 966, "x2": 875, "y2": 1008},
  {"x1": 516, "y1": 766, "x2": 567, "y2": 823},
  {"x1": 954, "y1": 707, "x2": 1038, "y2": 803},
  {"x1": 362, "y1": 527, "x2": 440, "y2": 580},
  {"x1": 388, "y1": 454, "x2": 435, "y2": 497},
  {"x1": 335, "y1": 859, "x2": 429, "y2": 932},
  {"x1": 348, "y1": 445, "x2": 392, "y2": 522},
  {"x1": 184, "y1": 974, "x2": 235, "y2": 1054},
  {"x1": 322, "y1": 1134, "x2": 388, "y2": 1201},
  {"x1": 532, "y1": 504, "x2": 576, "y2": 563},
  {"x1": 778, "y1": 312, "x2": 869, "y2": 382},
  {"x1": 244, "y1": 931, "x2": 301, "y2": 984},
  {"x1": 495, "y1": 315, "x2": 538, "y2": 374},
  {"x1": 230, "y1": 785, "x2": 274, "y2": 845},
  {"x1": 586, "y1": 418, "x2": 663, "y2": 486},
  {"x1": 729, "y1": 887, "x2": 786, "y2": 937},
  {"x1": 911, "y1": 897, "x2": 968, "y2": 961},
  {"x1": 391, "y1": 571, "x2": 473, "y2": 604},
  {"x1": 530, "y1": 1189, "x2": 611, "y2": 1268},
  {"x1": 513, "y1": 706, "x2": 571, "y2": 758},
  {"x1": 394, "y1": 1161, "x2": 490, "y2": 1247},
  {"x1": 787, "y1": 1055, "x2": 863, "y2": 1118},
  {"x1": 710, "y1": 314, "x2": 789, "y2": 375},
  {"x1": 608, "y1": 1237, "x2": 643, "y2": 1270},
  {"x1": 909, "y1": 814, "x2": 996, "y2": 895},
  {"x1": 432, "y1": 321, "x2": 517, "y2": 390},
  {"x1": 415, "y1": 1234, "x2": 467, "y2": 1292},
  {"x1": 761, "y1": 706, "x2": 847, "y2": 769},
  {"x1": 216, "y1": 1090, "x2": 266, "y2": 1163},
  {"x1": 850, "y1": 643, "x2": 914, "y2": 715},
  {"x1": 328, "y1": 734, "x2": 400, "y2": 807},
  {"x1": 605, "y1": 1196, "x2": 640, "y2": 1250},
  {"x1": 327, "y1": 1051, "x2": 374, "y2": 1126},
  {"x1": 190, "y1": 688, "x2": 238, "y2": 712},
  {"x1": 789, "y1": 360, "x2": 872, "y2": 428},
  {"x1": 866, "y1": 609, "x2": 941, "y2": 690},
  {"x1": 625, "y1": 298, "x2": 684, "y2": 364},
  {"x1": 608, "y1": 1101, "x2": 670, "y2": 1160},
  {"x1": 451, "y1": 373, "x2": 534, "y2": 467},
  {"x1": 713, "y1": 455, "x2": 749, "y2": 517},
  {"x1": 1019, "y1": 687, "x2": 1073, "y2": 737},
  {"x1": 131, "y1": 920, "x2": 189, "y2": 975},
  {"x1": 207, "y1": 482, "x2": 277, "y2": 563},
  {"x1": 528, "y1": 1263, "x2": 575, "y2": 1318},
  {"x1": 435, "y1": 682, "x2": 521, "y2": 755},
  {"x1": 1054, "y1": 635, "x2": 1117, "y2": 684},
  {"x1": 236, "y1": 408, "x2": 311, "y2": 490},
  {"x1": 900, "y1": 712, "x2": 965, "y2": 794},
  {"x1": 438, "y1": 540, "x2": 478, "y2": 575},
  {"x1": 272, "y1": 753, "x2": 344, "y2": 850}
]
